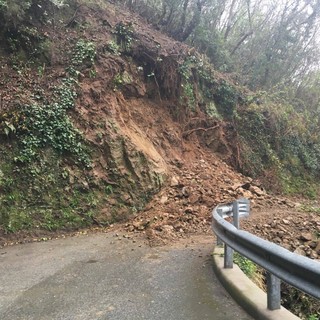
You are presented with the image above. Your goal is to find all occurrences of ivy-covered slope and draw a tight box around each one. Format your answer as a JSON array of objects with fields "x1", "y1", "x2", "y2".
[{"x1": 0, "y1": 0, "x2": 319, "y2": 234}]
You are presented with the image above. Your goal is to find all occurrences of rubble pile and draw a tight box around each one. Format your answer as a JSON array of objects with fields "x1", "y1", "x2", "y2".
[
  {"x1": 124, "y1": 156, "x2": 300, "y2": 247},
  {"x1": 242, "y1": 211, "x2": 320, "y2": 260}
]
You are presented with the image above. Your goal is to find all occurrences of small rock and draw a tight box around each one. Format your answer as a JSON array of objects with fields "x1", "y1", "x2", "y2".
[
  {"x1": 274, "y1": 237, "x2": 282, "y2": 243},
  {"x1": 277, "y1": 231, "x2": 284, "y2": 238},
  {"x1": 108, "y1": 198, "x2": 118, "y2": 206},
  {"x1": 185, "y1": 207, "x2": 193, "y2": 214},
  {"x1": 299, "y1": 233, "x2": 313, "y2": 242},
  {"x1": 201, "y1": 195, "x2": 215, "y2": 207},
  {"x1": 249, "y1": 185, "x2": 265, "y2": 196},
  {"x1": 270, "y1": 221, "x2": 277, "y2": 228},
  {"x1": 294, "y1": 247, "x2": 307, "y2": 256},
  {"x1": 133, "y1": 220, "x2": 149, "y2": 231},
  {"x1": 182, "y1": 187, "x2": 190, "y2": 197},
  {"x1": 285, "y1": 201, "x2": 296, "y2": 208},
  {"x1": 309, "y1": 241, "x2": 317, "y2": 249},
  {"x1": 189, "y1": 194, "x2": 200, "y2": 204},
  {"x1": 230, "y1": 182, "x2": 242, "y2": 191},
  {"x1": 170, "y1": 176, "x2": 180, "y2": 187},
  {"x1": 160, "y1": 196, "x2": 168, "y2": 204},
  {"x1": 244, "y1": 177, "x2": 253, "y2": 184},
  {"x1": 282, "y1": 219, "x2": 290, "y2": 225},
  {"x1": 310, "y1": 252, "x2": 318, "y2": 259},
  {"x1": 282, "y1": 243, "x2": 292, "y2": 251}
]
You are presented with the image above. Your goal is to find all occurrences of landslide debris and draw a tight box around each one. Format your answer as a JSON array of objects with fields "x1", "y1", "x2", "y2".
[
  {"x1": 0, "y1": 1, "x2": 319, "y2": 269},
  {"x1": 121, "y1": 152, "x2": 320, "y2": 261},
  {"x1": 242, "y1": 208, "x2": 320, "y2": 260},
  {"x1": 0, "y1": 1, "x2": 240, "y2": 235}
]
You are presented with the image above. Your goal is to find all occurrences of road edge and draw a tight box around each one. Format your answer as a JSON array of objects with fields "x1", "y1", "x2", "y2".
[{"x1": 212, "y1": 246, "x2": 301, "y2": 320}]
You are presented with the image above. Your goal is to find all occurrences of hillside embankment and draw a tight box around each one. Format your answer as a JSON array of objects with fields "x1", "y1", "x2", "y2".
[
  {"x1": 0, "y1": 1, "x2": 318, "y2": 254},
  {"x1": 0, "y1": 2, "x2": 319, "y2": 317}
]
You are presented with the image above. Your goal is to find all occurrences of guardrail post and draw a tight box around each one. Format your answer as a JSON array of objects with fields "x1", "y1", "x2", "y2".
[
  {"x1": 220, "y1": 199, "x2": 250, "y2": 269},
  {"x1": 224, "y1": 201, "x2": 240, "y2": 268},
  {"x1": 266, "y1": 272, "x2": 281, "y2": 310},
  {"x1": 224, "y1": 245, "x2": 234, "y2": 268}
]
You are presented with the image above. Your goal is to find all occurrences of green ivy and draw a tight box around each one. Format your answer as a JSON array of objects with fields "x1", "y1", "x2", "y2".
[
  {"x1": 17, "y1": 80, "x2": 90, "y2": 165},
  {"x1": 178, "y1": 56, "x2": 199, "y2": 110},
  {"x1": 213, "y1": 80, "x2": 238, "y2": 117},
  {"x1": 71, "y1": 39, "x2": 96, "y2": 67},
  {"x1": 11, "y1": 39, "x2": 97, "y2": 166},
  {"x1": 114, "y1": 22, "x2": 134, "y2": 52},
  {"x1": 106, "y1": 40, "x2": 121, "y2": 55}
]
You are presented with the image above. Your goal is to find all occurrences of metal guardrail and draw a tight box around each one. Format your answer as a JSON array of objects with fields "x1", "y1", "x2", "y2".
[{"x1": 212, "y1": 199, "x2": 320, "y2": 310}]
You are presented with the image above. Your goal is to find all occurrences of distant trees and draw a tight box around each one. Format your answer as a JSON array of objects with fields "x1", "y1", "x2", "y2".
[
  {"x1": 194, "y1": 0, "x2": 320, "y2": 90},
  {"x1": 125, "y1": 0, "x2": 320, "y2": 96},
  {"x1": 126, "y1": 0, "x2": 207, "y2": 41}
]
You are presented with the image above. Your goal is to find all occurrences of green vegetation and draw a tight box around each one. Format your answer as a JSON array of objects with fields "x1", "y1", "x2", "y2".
[
  {"x1": 300, "y1": 205, "x2": 320, "y2": 214},
  {"x1": 0, "y1": 36, "x2": 97, "y2": 232},
  {"x1": 235, "y1": 92, "x2": 320, "y2": 195},
  {"x1": 114, "y1": 21, "x2": 134, "y2": 53},
  {"x1": 2, "y1": 39, "x2": 96, "y2": 166},
  {"x1": 18, "y1": 82, "x2": 90, "y2": 165},
  {"x1": 233, "y1": 252, "x2": 257, "y2": 279},
  {"x1": 233, "y1": 252, "x2": 320, "y2": 320},
  {"x1": 282, "y1": 285, "x2": 320, "y2": 320},
  {"x1": 0, "y1": 146, "x2": 97, "y2": 233},
  {"x1": 106, "y1": 40, "x2": 121, "y2": 55},
  {"x1": 71, "y1": 39, "x2": 96, "y2": 68}
]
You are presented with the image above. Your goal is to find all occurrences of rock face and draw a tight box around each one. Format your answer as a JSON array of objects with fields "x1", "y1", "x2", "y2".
[{"x1": 85, "y1": 106, "x2": 169, "y2": 224}]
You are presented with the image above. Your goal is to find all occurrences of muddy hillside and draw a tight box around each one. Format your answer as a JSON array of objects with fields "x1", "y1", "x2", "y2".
[{"x1": 0, "y1": 1, "x2": 318, "y2": 263}]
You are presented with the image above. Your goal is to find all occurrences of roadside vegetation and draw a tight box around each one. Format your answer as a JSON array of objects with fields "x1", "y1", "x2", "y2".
[{"x1": 234, "y1": 253, "x2": 320, "y2": 319}]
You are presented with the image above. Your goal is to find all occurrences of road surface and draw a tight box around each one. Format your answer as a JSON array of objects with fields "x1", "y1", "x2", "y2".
[{"x1": 0, "y1": 232, "x2": 252, "y2": 320}]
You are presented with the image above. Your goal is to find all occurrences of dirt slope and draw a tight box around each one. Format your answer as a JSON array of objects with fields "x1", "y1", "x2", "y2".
[{"x1": 0, "y1": 2, "x2": 319, "y2": 266}]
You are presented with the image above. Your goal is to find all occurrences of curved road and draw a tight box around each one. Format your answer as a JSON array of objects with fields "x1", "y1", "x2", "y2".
[{"x1": 0, "y1": 232, "x2": 252, "y2": 320}]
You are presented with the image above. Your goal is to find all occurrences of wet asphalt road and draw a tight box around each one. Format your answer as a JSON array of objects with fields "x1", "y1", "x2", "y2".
[{"x1": 0, "y1": 232, "x2": 252, "y2": 320}]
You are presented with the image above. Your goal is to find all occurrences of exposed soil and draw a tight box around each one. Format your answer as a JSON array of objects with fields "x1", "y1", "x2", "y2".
[{"x1": 0, "y1": 2, "x2": 319, "y2": 263}]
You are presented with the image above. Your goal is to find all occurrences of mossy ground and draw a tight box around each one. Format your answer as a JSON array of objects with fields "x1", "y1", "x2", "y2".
[{"x1": 0, "y1": 141, "x2": 100, "y2": 233}]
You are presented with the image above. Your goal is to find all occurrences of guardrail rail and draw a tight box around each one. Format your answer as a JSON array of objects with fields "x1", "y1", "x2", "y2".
[{"x1": 212, "y1": 199, "x2": 320, "y2": 310}]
